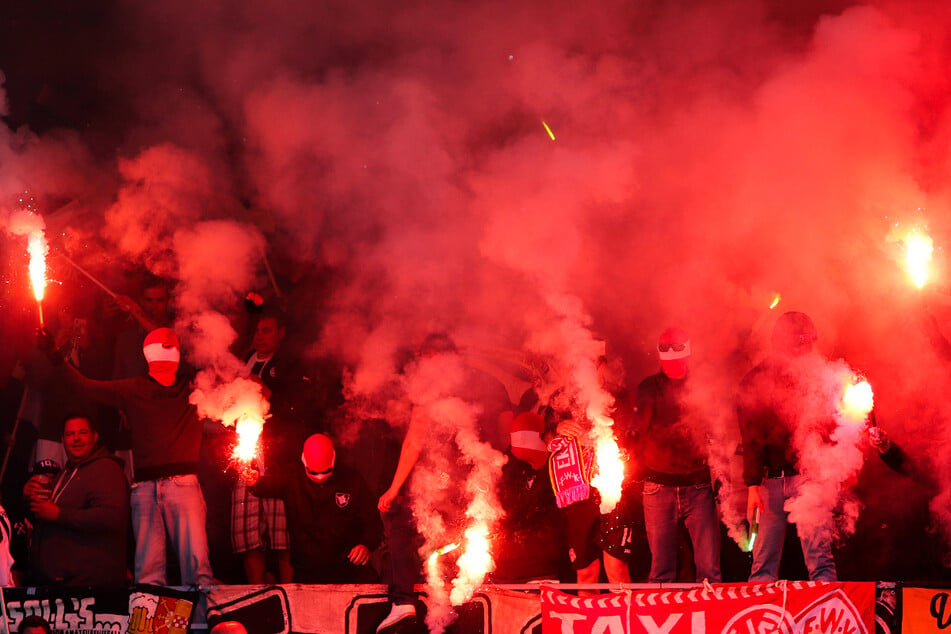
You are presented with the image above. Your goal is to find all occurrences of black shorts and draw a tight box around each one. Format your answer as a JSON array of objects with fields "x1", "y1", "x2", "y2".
[{"x1": 562, "y1": 493, "x2": 637, "y2": 569}]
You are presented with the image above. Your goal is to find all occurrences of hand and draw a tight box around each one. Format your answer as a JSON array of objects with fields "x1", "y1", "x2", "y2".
[
  {"x1": 556, "y1": 419, "x2": 585, "y2": 438},
  {"x1": 240, "y1": 462, "x2": 260, "y2": 486},
  {"x1": 378, "y1": 487, "x2": 399, "y2": 512},
  {"x1": 113, "y1": 294, "x2": 137, "y2": 315},
  {"x1": 23, "y1": 476, "x2": 50, "y2": 501},
  {"x1": 35, "y1": 328, "x2": 63, "y2": 365},
  {"x1": 245, "y1": 292, "x2": 265, "y2": 313},
  {"x1": 348, "y1": 544, "x2": 371, "y2": 566},
  {"x1": 30, "y1": 499, "x2": 60, "y2": 522},
  {"x1": 868, "y1": 427, "x2": 892, "y2": 454},
  {"x1": 747, "y1": 485, "x2": 763, "y2": 527}
]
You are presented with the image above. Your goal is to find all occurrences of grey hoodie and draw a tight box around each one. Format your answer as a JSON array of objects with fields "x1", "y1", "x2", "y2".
[{"x1": 29, "y1": 445, "x2": 130, "y2": 586}]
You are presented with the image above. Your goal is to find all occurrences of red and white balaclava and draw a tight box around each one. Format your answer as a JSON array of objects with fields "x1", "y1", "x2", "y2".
[
  {"x1": 658, "y1": 327, "x2": 690, "y2": 380},
  {"x1": 143, "y1": 327, "x2": 181, "y2": 387},
  {"x1": 302, "y1": 434, "x2": 335, "y2": 483},
  {"x1": 510, "y1": 412, "x2": 548, "y2": 470}
]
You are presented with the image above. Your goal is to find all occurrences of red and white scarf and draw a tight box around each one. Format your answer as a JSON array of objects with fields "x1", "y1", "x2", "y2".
[{"x1": 548, "y1": 436, "x2": 594, "y2": 508}]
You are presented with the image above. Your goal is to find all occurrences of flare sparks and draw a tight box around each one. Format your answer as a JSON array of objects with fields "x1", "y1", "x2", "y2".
[
  {"x1": 28, "y1": 229, "x2": 48, "y2": 326},
  {"x1": 590, "y1": 414, "x2": 624, "y2": 514},
  {"x1": 840, "y1": 376, "x2": 874, "y2": 424}
]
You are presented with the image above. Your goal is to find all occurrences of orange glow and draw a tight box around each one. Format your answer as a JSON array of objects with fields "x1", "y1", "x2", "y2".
[
  {"x1": 450, "y1": 525, "x2": 492, "y2": 605},
  {"x1": 232, "y1": 413, "x2": 264, "y2": 462},
  {"x1": 840, "y1": 378, "x2": 874, "y2": 424},
  {"x1": 590, "y1": 415, "x2": 624, "y2": 514},
  {"x1": 28, "y1": 231, "x2": 47, "y2": 302},
  {"x1": 904, "y1": 228, "x2": 933, "y2": 289},
  {"x1": 769, "y1": 293, "x2": 781, "y2": 310}
]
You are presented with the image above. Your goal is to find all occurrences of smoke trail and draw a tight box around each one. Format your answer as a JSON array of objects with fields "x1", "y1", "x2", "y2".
[
  {"x1": 524, "y1": 291, "x2": 624, "y2": 513},
  {"x1": 175, "y1": 220, "x2": 276, "y2": 452},
  {"x1": 403, "y1": 351, "x2": 505, "y2": 634},
  {"x1": 785, "y1": 356, "x2": 873, "y2": 541}
]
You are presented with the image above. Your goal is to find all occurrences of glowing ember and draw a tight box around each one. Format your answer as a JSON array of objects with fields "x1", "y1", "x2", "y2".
[
  {"x1": 769, "y1": 293, "x2": 781, "y2": 310},
  {"x1": 28, "y1": 231, "x2": 48, "y2": 303},
  {"x1": 541, "y1": 120, "x2": 556, "y2": 141},
  {"x1": 840, "y1": 378, "x2": 874, "y2": 424},
  {"x1": 450, "y1": 525, "x2": 492, "y2": 605},
  {"x1": 747, "y1": 508, "x2": 759, "y2": 553},
  {"x1": 28, "y1": 230, "x2": 48, "y2": 326},
  {"x1": 232, "y1": 413, "x2": 265, "y2": 462},
  {"x1": 590, "y1": 415, "x2": 624, "y2": 514},
  {"x1": 11, "y1": 192, "x2": 49, "y2": 325},
  {"x1": 903, "y1": 228, "x2": 934, "y2": 289},
  {"x1": 428, "y1": 542, "x2": 459, "y2": 564}
]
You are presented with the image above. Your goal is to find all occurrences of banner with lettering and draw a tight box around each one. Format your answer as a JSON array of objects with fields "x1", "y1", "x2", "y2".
[
  {"x1": 1, "y1": 585, "x2": 198, "y2": 634},
  {"x1": 899, "y1": 586, "x2": 951, "y2": 634},
  {"x1": 542, "y1": 581, "x2": 875, "y2": 634}
]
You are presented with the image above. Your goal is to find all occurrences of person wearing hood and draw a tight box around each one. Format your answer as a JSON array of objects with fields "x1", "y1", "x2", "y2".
[
  {"x1": 37, "y1": 326, "x2": 213, "y2": 587},
  {"x1": 23, "y1": 414, "x2": 129, "y2": 586}
]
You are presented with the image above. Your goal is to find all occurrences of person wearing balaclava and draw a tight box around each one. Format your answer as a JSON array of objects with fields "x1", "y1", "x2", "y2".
[
  {"x1": 737, "y1": 311, "x2": 836, "y2": 582},
  {"x1": 488, "y1": 412, "x2": 571, "y2": 583},
  {"x1": 242, "y1": 433, "x2": 382, "y2": 584},
  {"x1": 631, "y1": 327, "x2": 721, "y2": 583},
  {"x1": 37, "y1": 326, "x2": 213, "y2": 588}
]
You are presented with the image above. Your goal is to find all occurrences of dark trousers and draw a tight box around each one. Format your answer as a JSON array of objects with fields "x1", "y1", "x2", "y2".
[{"x1": 381, "y1": 497, "x2": 423, "y2": 604}]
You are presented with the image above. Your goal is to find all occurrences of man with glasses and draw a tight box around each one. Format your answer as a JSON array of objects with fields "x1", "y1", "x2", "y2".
[
  {"x1": 631, "y1": 327, "x2": 721, "y2": 583},
  {"x1": 242, "y1": 433, "x2": 381, "y2": 583}
]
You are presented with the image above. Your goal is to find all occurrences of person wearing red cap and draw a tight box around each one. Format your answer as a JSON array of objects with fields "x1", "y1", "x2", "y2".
[
  {"x1": 737, "y1": 311, "x2": 836, "y2": 582},
  {"x1": 37, "y1": 326, "x2": 213, "y2": 587},
  {"x1": 632, "y1": 327, "x2": 721, "y2": 583},
  {"x1": 242, "y1": 434, "x2": 381, "y2": 583}
]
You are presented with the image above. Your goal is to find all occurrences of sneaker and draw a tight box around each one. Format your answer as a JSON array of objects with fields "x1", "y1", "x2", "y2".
[{"x1": 377, "y1": 603, "x2": 417, "y2": 632}]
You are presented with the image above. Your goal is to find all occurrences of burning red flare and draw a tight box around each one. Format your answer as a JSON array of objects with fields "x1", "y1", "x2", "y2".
[
  {"x1": 28, "y1": 230, "x2": 48, "y2": 326},
  {"x1": 590, "y1": 414, "x2": 624, "y2": 513},
  {"x1": 233, "y1": 413, "x2": 265, "y2": 462},
  {"x1": 840, "y1": 377, "x2": 874, "y2": 424}
]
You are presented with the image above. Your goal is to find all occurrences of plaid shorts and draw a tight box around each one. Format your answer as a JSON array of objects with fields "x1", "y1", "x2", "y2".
[{"x1": 231, "y1": 479, "x2": 289, "y2": 553}]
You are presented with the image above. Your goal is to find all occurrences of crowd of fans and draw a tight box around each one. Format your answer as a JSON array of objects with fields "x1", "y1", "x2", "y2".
[{"x1": 0, "y1": 269, "x2": 937, "y2": 633}]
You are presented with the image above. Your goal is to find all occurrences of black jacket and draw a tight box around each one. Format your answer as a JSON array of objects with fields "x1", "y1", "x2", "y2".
[{"x1": 253, "y1": 463, "x2": 382, "y2": 582}]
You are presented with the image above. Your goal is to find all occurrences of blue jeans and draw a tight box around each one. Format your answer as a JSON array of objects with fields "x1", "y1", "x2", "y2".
[
  {"x1": 642, "y1": 481, "x2": 721, "y2": 582},
  {"x1": 131, "y1": 474, "x2": 214, "y2": 587},
  {"x1": 750, "y1": 475, "x2": 836, "y2": 582}
]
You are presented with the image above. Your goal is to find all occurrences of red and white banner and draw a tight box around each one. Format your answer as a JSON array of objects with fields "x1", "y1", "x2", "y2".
[{"x1": 542, "y1": 581, "x2": 875, "y2": 634}]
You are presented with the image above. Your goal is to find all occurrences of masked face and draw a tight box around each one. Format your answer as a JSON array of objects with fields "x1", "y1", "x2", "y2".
[
  {"x1": 143, "y1": 328, "x2": 181, "y2": 386},
  {"x1": 303, "y1": 462, "x2": 334, "y2": 484},
  {"x1": 510, "y1": 412, "x2": 548, "y2": 470},
  {"x1": 301, "y1": 434, "x2": 335, "y2": 484},
  {"x1": 658, "y1": 327, "x2": 690, "y2": 379}
]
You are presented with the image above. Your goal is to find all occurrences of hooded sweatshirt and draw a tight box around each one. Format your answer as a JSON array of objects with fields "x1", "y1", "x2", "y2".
[{"x1": 29, "y1": 445, "x2": 130, "y2": 586}]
